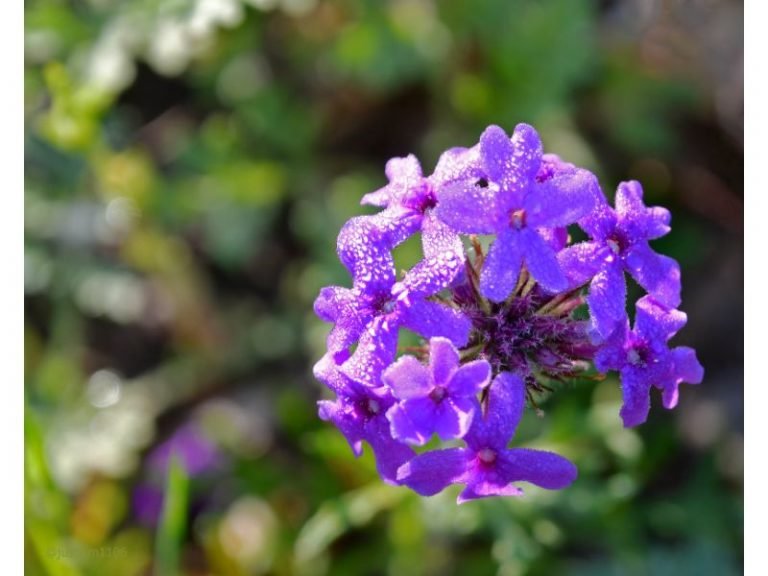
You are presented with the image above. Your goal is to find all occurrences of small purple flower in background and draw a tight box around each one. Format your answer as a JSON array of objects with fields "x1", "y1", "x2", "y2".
[
  {"x1": 384, "y1": 337, "x2": 491, "y2": 445},
  {"x1": 595, "y1": 295, "x2": 703, "y2": 427},
  {"x1": 132, "y1": 422, "x2": 223, "y2": 525},
  {"x1": 147, "y1": 423, "x2": 222, "y2": 476},
  {"x1": 133, "y1": 485, "x2": 164, "y2": 526},
  {"x1": 313, "y1": 122, "x2": 702, "y2": 503},
  {"x1": 397, "y1": 373, "x2": 577, "y2": 503}
]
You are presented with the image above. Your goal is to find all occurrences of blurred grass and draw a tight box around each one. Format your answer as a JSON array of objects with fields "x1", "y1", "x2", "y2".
[
  {"x1": 156, "y1": 459, "x2": 190, "y2": 576},
  {"x1": 25, "y1": 0, "x2": 742, "y2": 575}
]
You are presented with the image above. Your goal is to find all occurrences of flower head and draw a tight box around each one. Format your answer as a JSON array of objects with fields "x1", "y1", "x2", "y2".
[{"x1": 313, "y1": 123, "x2": 702, "y2": 503}]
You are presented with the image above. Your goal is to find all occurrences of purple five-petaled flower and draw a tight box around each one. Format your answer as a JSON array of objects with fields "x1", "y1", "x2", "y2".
[
  {"x1": 384, "y1": 337, "x2": 491, "y2": 446},
  {"x1": 559, "y1": 180, "x2": 681, "y2": 338},
  {"x1": 397, "y1": 372, "x2": 577, "y2": 503},
  {"x1": 595, "y1": 295, "x2": 703, "y2": 427},
  {"x1": 315, "y1": 212, "x2": 470, "y2": 387},
  {"x1": 435, "y1": 124, "x2": 599, "y2": 300}
]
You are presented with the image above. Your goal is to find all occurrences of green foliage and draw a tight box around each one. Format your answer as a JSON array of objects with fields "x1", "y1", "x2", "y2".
[{"x1": 156, "y1": 459, "x2": 190, "y2": 576}]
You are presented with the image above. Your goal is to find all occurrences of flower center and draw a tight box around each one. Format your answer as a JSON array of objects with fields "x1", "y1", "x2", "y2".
[
  {"x1": 429, "y1": 386, "x2": 447, "y2": 403},
  {"x1": 627, "y1": 344, "x2": 650, "y2": 367},
  {"x1": 510, "y1": 209, "x2": 527, "y2": 230},
  {"x1": 374, "y1": 293, "x2": 399, "y2": 315},
  {"x1": 478, "y1": 448, "x2": 497, "y2": 464},
  {"x1": 367, "y1": 399, "x2": 381, "y2": 415},
  {"x1": 405, "y1": 183, "x2": 437, "y2": 212},
  {"x1": 606, "y1": 238, "x2": 621, "y2": 255}
]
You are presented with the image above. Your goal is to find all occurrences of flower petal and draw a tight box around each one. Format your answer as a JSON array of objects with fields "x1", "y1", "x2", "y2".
[
  {"x1": 428, "y1": 337, "x2": 460, "y2": 386},
  {"x1": 615, "y1": 180, "x2": 671, "y2": 240},
  {"x1": 498, "y1": 448, "x2": 578, "y2": 490},
  {"x1": 594, "y1": 320, "x2": 630, "y2": 372},
  {"x1": 447, "y1": 360, "x2": 492, "y2": 397},
  {"x1": 579, "y1": 200, "x2": 618, "y2": 241},
  {"x1": 318, "y1": 399, "x2": 363, "y2": 457},
  {"x1": 382, "y1": 355, "x2": 432, "y2": 400},
  {"x1": 314, "y1": 286, "x2": 371, "y2": 353},
  {"x1": 479, "y1": 124, "x2": 517, "y2": 184},
  {"x1": 401, "y1": 299, "x2": 472, "y2": 347},
  {"x1": 510, "y1": 123, "x2": 544, "y2": 183},
  {"x1": 434, "y1": 397, "x2": 476, "y2": 441},
  {"x1": 634, "y1": 295, "x2": 687, "y2": 344},
  {"x1": 336, "y1": 216, "x2": 398, "y2": 296},
  {"x1": 464, "y1": 371, "x2": 526, "y2": 451},
  {"x1": 313, "y1": 352, "x2": 353, "y2": 394},
  {"x1": 480, "y1": 230, "x2": 523, "y2": 302},
  {"x1": 364, "y1": 415, "x2": 416, "y2": 485},
  {"x1": 340, "y1": 316, "x2": 400, "y2": 387},
  {"x1": 359, "y1": 187, "x2": 390, "y2": 208},
  {"x1": 587, "y1": 261, "x2": 627, "y2": 339},
  {"x1": 624, "y1": 243, "x2": 681, "y2": 308},
  {"x1": 457, "y1": 468, "x2": 524, "y2": 504},
  {"x1": 670, "y1": 346, "x2": 704, "y2": 385},
  {"x1": 619, "y1": 366, "x2": 652, "y2": 428},
  {"x1": 525, "y1": 167, "x2": 600, "y2": 228},
  {"x1": 520, "y1": 227, "x2": 568, "y2": 293},
  {"x1": 397, "y1": 448, "x2": 470, "y2": 496},
  {"x1": 362, "y1": 155, "x2": 423, "y2": 207},
  {"x1": 431, "y1": 146, "x2": 483, "y2": 186},
  {"x1": 386, "y1": 398, "x2": 437, "y2": 445},
  {"x1": 660, "y1": 346, "x2": 704, "y2": 409},
  {"x1": 398, "y1": 211, "x2": 464, "y2": 299},
  {"x1": 558, "y1": 241, "x2": 606, "y2": 288},
  {"x1": 434, "y1": 179, "x2": 504, "y2": 234},
  {"x1": 313, "y1": 286, "x2": 355, "y2": 322}
]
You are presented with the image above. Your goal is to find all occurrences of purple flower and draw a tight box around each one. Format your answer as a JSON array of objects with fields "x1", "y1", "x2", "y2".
[
  {"x1": 362, "y1": 148, "x2": 484, "y2": 220},
  {"x1": 356, "y1": 152, "x2": 469, "y2": 266},
  {"x1": 595, "y1": 295, "x2": 704, "y2": 427},
  {"x1": 435, "y1": 124, "x2": 599, "y2": 300},
  {"x1": 313, "y1": 123, "x2": 702, "y2": 502},
  {"x1": 397, "y1": 372, "x2": 577, "y2": 503},
  {"x1": 147, "y1": 423, "x2": 222, "y2": 477},
  {"x1": 383, "y1": 337, "x2": 491, "y2": 445},
  {"x1": 315, "y1": 211, "x2": 469, "y2": 387},
  {"x1": 133, "y1": 485, "x2": 164, "y2": 526},
  {"x1": 317, "y1": 365, "x2": 415, "y2": 484},
  {"x1": 559, "y1": 180, "x2": 681, "y2": 338},
  {"x1": 361, "y1": 154, "x2": 433, "y2": 211},
  {"x1": 133, "y1": 422, "x2": 223, "y2": 526}
]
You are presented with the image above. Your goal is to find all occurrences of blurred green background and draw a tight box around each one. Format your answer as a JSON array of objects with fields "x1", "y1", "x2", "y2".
[{"x1": 24, "y1": 1, "x2": 743, "y2": 575}]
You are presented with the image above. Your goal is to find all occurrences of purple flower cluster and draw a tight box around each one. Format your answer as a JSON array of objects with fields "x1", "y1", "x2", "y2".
[{"x1": 314, "y1": 124, "x2": 703, "y2": 503}]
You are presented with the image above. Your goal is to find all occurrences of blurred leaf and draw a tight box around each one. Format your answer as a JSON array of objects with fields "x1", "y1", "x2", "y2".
[
  {"x1": 294, "y1": 482, "x2": 408, "y2": 574},
  {"x1": 26, "y1": 406, "x2": 81, "y2": 576},
  {"x1": 38, "y1": 62, "x2": 112, "y2": 151},
  {"x1": 599, "y1": 56, "x2": 699, "y2": 155},
  {"x1": 155, "y1": 457, "x2": 190, "y2": 576}
]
